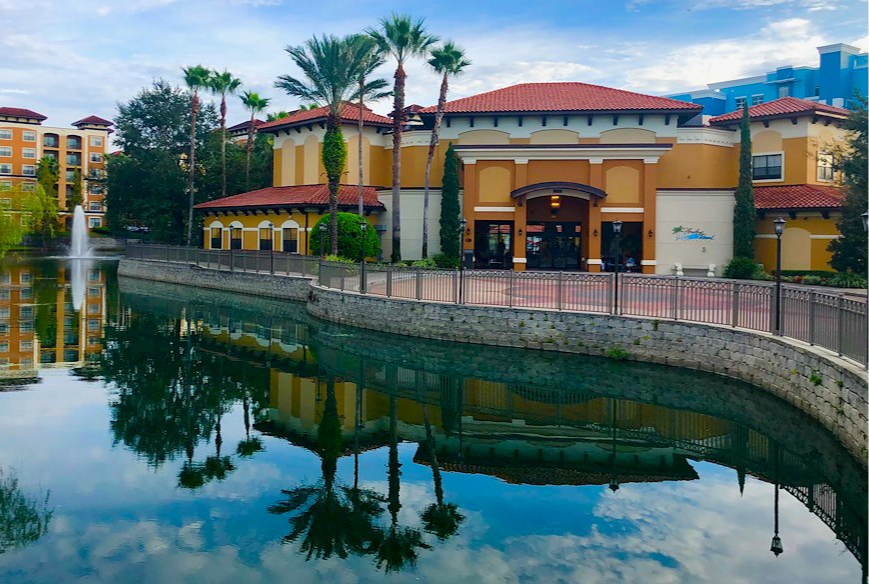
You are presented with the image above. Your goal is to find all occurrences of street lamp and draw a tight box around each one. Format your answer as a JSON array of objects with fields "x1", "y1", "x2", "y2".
[
  {"x1": 458, "y1": 217, "x2": 468, "y2": 304},
  {"x1": 612, "y1": 220, "x2": 623, "y2": 315},
  {"x1": 359, "y1": 219, "x2": 367, "y2": 294},
  {"x1": 774, "y1": 217, "x2": 786, "y2": 335},
  {"x1": 318, "y1": 222, "x2": 327, "y2": 260}
]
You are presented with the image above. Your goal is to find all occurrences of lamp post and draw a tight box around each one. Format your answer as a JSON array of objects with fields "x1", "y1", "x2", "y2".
[
  {"x1": 359, "y1": 219, "x2": 367, "y2": 294},
  {"x1": 774, "y1": 217, "x2": 786, "y2": 335},
  {"x1": 770, "y1": 443, "x2": 784, "y2": 557},
  {"x1": 860, "y1": 211, "x2": 869, "y2": 369},
  {"x1": 318, "y1": 223, "x2": 327, "y2": 260},
  {"x1": 608, "y1": 398, "x2": 619, "y2": 493},
  {"x1": 458, "y1": 217, "x2": 467, "y2": 304},
  {"x1": 612, "y1": 220, "x2": 623, "y2": 315}
]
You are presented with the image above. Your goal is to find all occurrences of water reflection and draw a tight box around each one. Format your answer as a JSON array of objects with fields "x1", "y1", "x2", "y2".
[{"x1": 0, "y1": 469, "x2": 52, "y2": 555}]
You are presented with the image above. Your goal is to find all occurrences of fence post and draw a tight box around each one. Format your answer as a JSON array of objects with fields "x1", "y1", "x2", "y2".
[
  {"x1": 731, "y1": 283, "x2": 739, "y2": 328},
  {"x1": 836, "y1": 294, "x2": 844, "y2": 356},
  {"x1": 672, "y1": 277, "x2": 680, "y2": 321},
  {"x1": 508, "y1": 270, "x2": 515, "y2": 308},
  {"x1": 557, "y1": 271, "x2": 563, "y2": 311},
  {"x1": 270, "y1": 250, "x2": 275, "y2": 275},
  {"x1": 386, "y1": 266, "x2": 393, "y2": 298},
  {"x1": 808, "y1": 292, "x2": 816, "y2": 345},
  {"x1": 165, "y1": 244, "x2": 170, "y2": 263},
  {"x1": 416, "y1": 268, "x2": 422, "y2": 300},
  {"x1": 229, "y1": 248, "x2": 234, "y2": 272},
  {"x1": 453, "y1": 270, "x2": 459, "y2": 304}
]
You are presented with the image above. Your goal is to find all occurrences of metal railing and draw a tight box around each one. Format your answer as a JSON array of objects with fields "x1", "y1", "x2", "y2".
[
  {"x1": 317, "y1": 260, "x2": 868, "y2": 366},
  {"x1": 125, "y1": 242, "x2": 319, "y2": 278}
]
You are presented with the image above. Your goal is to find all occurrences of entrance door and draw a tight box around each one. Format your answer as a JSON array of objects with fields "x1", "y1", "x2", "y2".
[{"x1": 526, "y1": 222, "x2": 582, "y2": 270}]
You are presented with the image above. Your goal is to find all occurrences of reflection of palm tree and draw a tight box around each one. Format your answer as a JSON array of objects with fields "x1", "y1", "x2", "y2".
[
  {"x1": 0, "y1": 469, "x2": 52, "y2": 554},
  {"x1": 236, "y1": 392, "x2": 264, "y2": 457},
  {"x1": 420, "y1": 403, "x2": 464, "y2": 540}
]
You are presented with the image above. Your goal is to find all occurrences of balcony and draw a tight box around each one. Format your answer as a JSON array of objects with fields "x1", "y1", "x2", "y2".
[
  {"x1": 66, "y1": 136, "x2": 82, "y2": 150},
  {"x1": 43, "y1": 134, "x2": 59, "y2": 148},
  {"x1": 66, "y1": 153, "x2": 82, "y2": 167}
]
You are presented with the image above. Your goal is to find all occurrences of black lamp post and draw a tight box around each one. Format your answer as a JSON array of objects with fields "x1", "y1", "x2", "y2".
[
  {"x1": 609, "y1": 398, "x2": 619, "y2": 493},
  {"x1": 318, "y1": 223, "x2": 327, "y2": 260},
  {"x1": 359, "y1": 219, "x2": 367, "y2": 294},
  {"x1": 770, "y1": 443, "x2": 784, "y2": 557},
  {"x1": 612, "y1": 220, "x2": 623, "y2": 315},
  {"x1": 860, "y1": 211, "x2": 869, "y2": 369},
  {"x1": 458, "y1": 217, "x2": 467, "y2": 304},
  {"x1": 774, "y1": 217, "x2": 785, "y2": 335}
]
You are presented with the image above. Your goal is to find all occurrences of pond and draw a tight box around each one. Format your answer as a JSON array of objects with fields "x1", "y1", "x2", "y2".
[{"x1": 0, "y1": 258, "x2": 865, "y2": 583}]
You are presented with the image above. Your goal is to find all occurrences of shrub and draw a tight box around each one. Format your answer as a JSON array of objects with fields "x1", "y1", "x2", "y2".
[
  {"x1": 309, "y1": 213, "x2": 380, "y2": 259},
  {"x1": 90, "y1": 226, "x2": 111, "y2": 235},
  {"x1": 828, "y1": 271, "x2": 868, "y2": 289},
  {"x1": 723, "y1": 257, "x2": 762, "y2": 280},
  {"x1": 605, "y1": 347, "x2": 629, "y2": 361},
  {"x1": 432, "y1": 253, "x2": 459, "y2": 269},
  {"x1": 410, "y1": 258, "x2": 437, "y2": 268},
  {"x1": 801, "y1": 275, "x2": 825, "y2": 285},
  {"x1": 324, "y1": 254, "x2": 355, "y2": 264}
]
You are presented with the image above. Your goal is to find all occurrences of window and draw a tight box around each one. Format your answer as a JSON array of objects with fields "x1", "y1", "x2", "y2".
[
  {"x1": 22, "y1": 148, "x2": 36, "y2": 159},
  {"x1": 778, "y1": 85, "x2": 790, "y2": 98},
  {"x1": 283, "y1": 227, "x2": 299, "y2": 253},
  {"x1": 0, "y1": 273, "x2": 8, "y2": 285},
  {"x1": 211, "y1": 227, "x2": 222, "y2": 249},
  {"x1": 21, "y1": 182, "x2": 35, "y2": 192},
  {"x1": 0, "y1": 129, "x2": 11, "y2": 140},
  {"x1": 0, "y1": 289, "x2": 8, "y2": 300},
  {"x1": 88, "y1": 303, "x2": 100, "y2": 315},
  {"x1": 259, "y1": 226, "x2": 273, "y2": 250},
  {"x1": 43, "y1": 135, "x2": 59, "y2": 148},
  {"x1": 66, "y1": 136, "x2": 81, "y2": 149},
  {"x1": 0, "y1": 181, "x2": 10, "y2": 190},
  {"x1": 66, "y1": 153, "x2": 81, "y2": 166},
  {"x1": 89, "y1": 136, "x2": 103, "y2": 147},
  {"x1": 20, "y1": 358, "x2": 33, "y2": 369},
  {"x1": 0, "y1": 198, "x2": 9, "y2": 209},
  {"x1": 19, "y1": 321, "x2": 33, "y2": 333},
  {"x1": 87, "y1": 287, "x2": 100, "y2": 298},
  {"x1": 65, "y1": 170, "x2": 75, "y2": 182},
  {"x1": 19, "y1": 340, "x2": 33, "y2": 351},
  {"x1": 88, "y1": 201, "x2": 101, "y2": 212},
  {"x1": 90, "y1": 153, "x2": 102, "y2": 163},
  {"x1": 87, "y1": 319, "x2": 100, "y2": 331},
  {"x1": 20, "y1": 288, "x2": 32, "y2": 300},
  {"x1": 43, "y1": 151, "x2": 57, "y2": 161},
  {"x1": 814, "y1": 86, "x2": 820, "y2": 97},
  {"x1": 88, "y1": 217, "x2": 102, "y2": 228},
  {"x1": 734, "y1": 97, "x2": 746, "y2": 110},
  {"x1": 22, "y1": 131, "x2": 35, "y2": 142},
  {"x1": 0, "y1": 324, "x2": 7, "y2": 334},
  {"x1": 0, "y1": 147, "x2": 10, "y2": 157},
  {"x1": 753, "y1": 154, "x2": 783, "y2": 180},
  {"x1": 88, "y1": 183, "x2": 103, "y2": 195},
  {"x1": 22, "y1": 165, "x2": 35, "y2": 176},
  {"x1": 817, "y1": 153, "x2": 834, "y2": 182},
  {"x1": 230, "y1": 227, "x2": 242, "y2": 250},
  {"x1": 0, "y1": 343, "x2": 7, "y2": 353},
  {"x1": 751, "y1": 95, "x2": 764, "y2": 105},
  {"x1": 0, "y1": 164, "x2": 10, "y2": 175},
  {"x1": 0, "y1": 307, "x2": 8, "y2": 318},
  {"x1": 19, "y1": 272, "x2": 31, "y2": 284},
  {"x1": 19, "y1": 306, "x2": 33, "y2": 318},
  {"x1": 88, "y1": 270, "x2": 100, "y2": 282}
]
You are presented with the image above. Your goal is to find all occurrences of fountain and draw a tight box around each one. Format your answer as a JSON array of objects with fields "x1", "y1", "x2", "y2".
[{"x1": 69, "y1": 205, "x2": 92, "y2": 259}]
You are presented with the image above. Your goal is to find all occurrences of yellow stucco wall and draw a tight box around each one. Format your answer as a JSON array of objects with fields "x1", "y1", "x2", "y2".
[
  {"x1": 526, "y1": 160, "x2": 590, "y2": 185},
  {"x1": 657, "y1": 143, "x2": 737, "y2": 189},
  {"x1": 754, "y1": 213, "x2": 839, "y2": 272}
]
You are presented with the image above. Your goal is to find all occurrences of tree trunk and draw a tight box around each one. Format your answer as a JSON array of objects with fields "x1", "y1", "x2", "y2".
[
  {"x1": 186, "y1": 92, "x2": 199, "y2": 246},
  {"x1": 358, "y1": 77, "x2": 365, "y2": 218},
  {"x1": 246, "y1": 111, "x2": 255, "y2": 191},
  {"x1": 390, "y1": 63, "x2": 406, "y2": 263},
  {"x1": 422, "y1": 73, "x2": 450, "y2": 260},
  {"x1": 220, "y1": 95, "x2": 227, "y2": 197},
  {"x1": 422, "y1": 404, "x2": 444, "y2": 505}
]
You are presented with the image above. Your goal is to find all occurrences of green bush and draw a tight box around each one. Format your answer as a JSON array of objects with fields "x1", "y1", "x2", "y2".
[
  {"x1": 828, "y1": 271, "x2": 868, "y2": 289},
  {"x1": 90, "y1": 226, "x2": 111, "y2": 235},
  {"x1": 410, "y1": 258, "x2": 437, "y2": 268},
  {"x1": 432, "y1": 253, "x2": 459, "y2": 269},
  {"x1": 309, "y1": 213, "x2": 380, "y2": 260},
  {"x1": 324, "y1": 254, "x2": 355, "y2": 264},
  {"x1": 723, "y1": 257, "x2": 763, "y2": 280},
  {"x1": 800, "y1": 275, "x2": 825, "y2": 285},
  {"x1": 605, "y1": 347, "x2": 629, "y2": 361},
  {"x1": 779, "y1": 270, "x2": 835, "y2": 278}
]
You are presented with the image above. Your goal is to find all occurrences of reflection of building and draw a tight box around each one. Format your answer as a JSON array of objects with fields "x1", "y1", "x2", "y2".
[
  {"x1": 0, "y1": 263, "x2": 106, "y2": 380},
  {"x1": 0, "y1": 107, "x2": 111, "y2": 227}
]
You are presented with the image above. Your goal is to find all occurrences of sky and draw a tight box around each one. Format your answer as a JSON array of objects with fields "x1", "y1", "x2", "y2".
[{"x1": 0, "y1": 0, "x2": 867, "y2": 130}]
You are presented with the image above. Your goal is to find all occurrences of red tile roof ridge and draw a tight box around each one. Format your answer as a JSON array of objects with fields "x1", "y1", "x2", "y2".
[
  {"x1": 194, "y1": 183, "x2": 385, "y2": 210},
  {"x1": 754, "y1": 183, "x2": 845, "y2": 210},
  {"x1": 0, "y1": 107, "x2": 47, "y2": 121},
  {"x1": 259, "y1": 103, "x2": 392, "y2": 131},
  {"x1": 72, "y1": 115, "x2": 113, "y2": 126},
  {"x1": 709, "y1": 97, "x2": 849, "y2": 124}
]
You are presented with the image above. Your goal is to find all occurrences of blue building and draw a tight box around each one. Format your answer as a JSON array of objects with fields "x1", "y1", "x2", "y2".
[{"x1": 668, "y1": 43, "x2": 868, "y2": 117}]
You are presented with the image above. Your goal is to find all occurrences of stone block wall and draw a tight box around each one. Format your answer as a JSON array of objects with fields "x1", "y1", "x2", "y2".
[
  {"x1": 308, "y1": 285, "x2": 868, "y2": 464},
  {"x1": 118, "y1": 258, "x2": 312, "y2": 302}
]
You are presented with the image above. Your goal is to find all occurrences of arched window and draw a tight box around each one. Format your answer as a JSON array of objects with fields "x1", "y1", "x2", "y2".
[
  {"x1": 209, "y1": 220, "x2": 224, "y2": 249},
  {"x1": 281, "y1": 220, "x2": 300, "y2": 253},
  {"x1": 230, "y1": 221, "x2": 243, "y2": 249},
  {"x1": 259, "y1": 221, "x2": 274, "y2": 251}
]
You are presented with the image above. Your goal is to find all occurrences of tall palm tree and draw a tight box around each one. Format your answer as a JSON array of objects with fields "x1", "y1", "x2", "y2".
[
  {"x1": 420, "y1": 403, "x2": 464, "y2": 540},
  {"x1": 207, "y1": 70, "x2": 243, "y2": 198},
  {"x1": 422, "y1": 42, "x2": 470, "y2": 258},
  {"x1": 349, "y1": 34, "x2": 389, "y2": 217},
  {"x1": 239, "y1": 91, "x2": 271, "y2": 191},
  {"x1": 182, "y1": 64, "x2": 211, "y2": 246},
  {"x1": 367, "y1": 15, "x2": 438, "y2": 263},
  {"x1": 275, "y1": 35, "x2": 387, "y2": 255}
]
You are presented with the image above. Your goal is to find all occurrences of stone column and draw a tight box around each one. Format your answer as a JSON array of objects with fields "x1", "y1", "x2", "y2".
[
  {"x1": 513, "y1": 159, "x2": 528, "y2": 271},
  {"x1": 587, "y1": 159, "x2": 604, "y2": 272},
  {"x1": 642, "y1": 159, "x2": 658, "y2": 274},
  {"x1": 462, "y1": 158, "x2": 477, "y2": 253}
]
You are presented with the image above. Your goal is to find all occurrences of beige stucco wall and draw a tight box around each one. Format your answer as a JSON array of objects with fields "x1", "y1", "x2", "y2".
[{"x1": 655, "y1": 190, "x2": 735, "y2": 275}]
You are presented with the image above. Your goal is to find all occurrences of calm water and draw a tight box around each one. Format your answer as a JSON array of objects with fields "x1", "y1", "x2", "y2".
[{"x1": 0, "y1": 258, "x2": 865, "y2": 584}]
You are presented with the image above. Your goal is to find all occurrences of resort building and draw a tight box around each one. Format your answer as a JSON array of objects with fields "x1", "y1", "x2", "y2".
[
  {"x1": 0, "y1": 107, "x2": 112, "y2": 228},
  {"x1": 227, "y1": 118, "x2": 264, "y2": 143},
  {"x1": 669, "y1": 43, "x2": 868, "y2": 116},
  {"x1": 197, "y1": 83, "x2": 851, "y2": 275}
]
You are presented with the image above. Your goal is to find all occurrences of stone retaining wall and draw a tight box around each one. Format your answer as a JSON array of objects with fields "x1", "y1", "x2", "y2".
[
  {"x1": 308, "y1": 285, "x2": 868, "y2": 464},
  {"x1": 118, "y1": 258, "x2": 312, "y2": 302}
]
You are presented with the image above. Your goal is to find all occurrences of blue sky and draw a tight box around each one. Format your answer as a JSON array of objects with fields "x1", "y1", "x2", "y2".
[{"x1": 0, "y1": 0, "x2": 866, "y2": 129}]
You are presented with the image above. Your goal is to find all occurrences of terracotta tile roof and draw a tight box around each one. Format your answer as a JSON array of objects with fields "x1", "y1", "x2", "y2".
[
  {"x1": 227, "y1": 119, "x2": 264, "y2": 133},
  {"x1": 418, "y1": 82, "x2": 702, "y2": 114},
  {"x1": 709, "y1": 97, "x2": 849, "y2": 124},
  {"x1": 259, "y1": 103, "x2": 392, "y2": 132},
  {"x1": 72, "y1": 115, "x2": 113, "y2": 126},
  {"x1": 194, "y1": 184, "x2": 385, "y2": 210},
  {"x1": 754, "y1": 184, "x2": 845, "y2": 210},
  {"x1": 0, "y1": 107, "x2": 47, "y2": 121}
]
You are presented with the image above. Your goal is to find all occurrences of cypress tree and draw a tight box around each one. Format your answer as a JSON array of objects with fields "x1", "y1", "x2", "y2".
[
  {"x1": 733, "y1": 103, "x2": 756, "y2": 259},
  {"x1": 439, "y1": 144, "x2": 461, "y2": 261},
  {"x1": 828, "y1": 95, "x2": 868, "y2": 274}
]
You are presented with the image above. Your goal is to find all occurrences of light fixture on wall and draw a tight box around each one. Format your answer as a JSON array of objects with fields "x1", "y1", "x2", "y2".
[
  {"x1": 648, "y1": 229, "x2": 654, "y2": 238},
  {"x1": 518, "y1": 228, "x2": 523, "y2": 237},
  {"x1": 550, "y1": 194, "x2": 561, "y2": 215},
  {"x1": 593, "y1": 229, "x2": 599, "y2": 237}
]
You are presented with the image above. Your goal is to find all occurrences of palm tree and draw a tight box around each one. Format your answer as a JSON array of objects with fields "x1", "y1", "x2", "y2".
[
  {"x1": 367, "y1": 14, "x2": 438, "y2": 263},
  {"x1": 275, "y1": 35, "x2": 387, "y2": 255},
  {"x1": 419, "y1": 403, "x2": 464, "y2": 540},
  {"x1": 239, "y1": 91, "x2": 271, "y2": 191},
  {"x1": 182, "y1": 64, "x2": 211, "y2": 245},
  {"x1": 422, "y1": 42, "x2": 470, "y2": 258},
  {"x1": 207, "y1": 70, "x2": 243, "y2": 198},
  {"x1": 349, "y1": 35, "x2": 389, "y2": 216}
]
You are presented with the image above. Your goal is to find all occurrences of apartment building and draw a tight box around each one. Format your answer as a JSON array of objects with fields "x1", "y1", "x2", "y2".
[{"x1": 0, "y1": 107, "x2": 112, "y2": 228}]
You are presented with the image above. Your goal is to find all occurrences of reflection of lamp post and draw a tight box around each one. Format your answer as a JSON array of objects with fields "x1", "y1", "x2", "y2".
[
  {"x1": 612, "y1": 220, "x2": 623, "y2": 315},
  {"x1": 318, "y1": 223, "x2": 327, "y2": 259},
  {"x1": 770, "y1": 443, "x2": 783, "y2": 557},
  {"x1": 774, "y1": 217, "x2": 785, "y2": 335},
  {"x1": 609, "y1": 398, "x2": 619, "y2": 492},
  {"x1": 359, "y1": 219, "x2": 367, "y2": 294},
  {"x1": 459, "y1": 217, "x2": 467, "y2": 304},
  {"x1": 860, "y1": 211, "x2": 869, "y2": 369}
]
